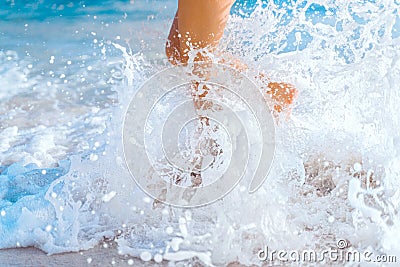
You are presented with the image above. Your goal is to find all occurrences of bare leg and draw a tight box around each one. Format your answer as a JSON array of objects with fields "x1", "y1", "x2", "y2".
[
  {"x1": 165, "y1": 11, "x2": 183, "y2": 65},
  {"x1": 163, "y1": 1, "x2": 298, "y2": 192},
  {"x1": 166, "y1": 0, "x2": 235, "y2": 64},
  {"x1": 166, "y1": 0, "x2": 235, "y2": 189}
]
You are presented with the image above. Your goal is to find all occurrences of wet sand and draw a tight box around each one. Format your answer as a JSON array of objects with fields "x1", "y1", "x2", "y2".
[
  {"x1": 0, "y1": 245, "x2": 164, "y2": 267},
  {"x1": 0, "y1": 245, "x2": 249, "y2": 267}
]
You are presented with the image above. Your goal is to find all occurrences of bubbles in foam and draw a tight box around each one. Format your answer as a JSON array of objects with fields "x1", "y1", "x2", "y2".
[
  {"x1": 0, "y1": 0, "x2": 399, "y2": 266},
  {"x1": 139, "y1": 251, "x2": 152, "y2": 261}
]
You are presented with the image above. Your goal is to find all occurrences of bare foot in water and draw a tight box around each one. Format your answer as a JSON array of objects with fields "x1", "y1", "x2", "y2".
[{"x1": 256, "y1": 72, "x2": 298, "y2": 118}]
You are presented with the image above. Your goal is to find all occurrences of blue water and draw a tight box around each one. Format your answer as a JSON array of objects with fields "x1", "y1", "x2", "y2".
[{"x1": 1, "y1": 0, "x2": 400, "y2": 265}]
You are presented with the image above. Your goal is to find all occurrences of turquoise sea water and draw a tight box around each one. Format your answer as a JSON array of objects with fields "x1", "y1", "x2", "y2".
[{"x1": 1, "y1": 0, "x2": 400, "y2": 265}]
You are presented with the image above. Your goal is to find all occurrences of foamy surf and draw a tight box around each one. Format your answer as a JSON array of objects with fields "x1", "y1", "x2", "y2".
[{"x1": 1, "y1": 0, "x2": 400, "y2": 266}]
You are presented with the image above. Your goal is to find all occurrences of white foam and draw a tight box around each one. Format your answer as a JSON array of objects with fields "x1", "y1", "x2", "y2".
[{"x1": 1, "y1": 1, "x2": 399, "y2": 266}]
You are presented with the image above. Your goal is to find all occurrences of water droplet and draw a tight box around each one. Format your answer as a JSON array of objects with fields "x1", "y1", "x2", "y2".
[
  {"x1": 90, "y1": 154, "x2": 98, "y2": 161},
  {"x1": 353, "y1": 162, "x2": 362, "y2": 172},
  {"x1": 140, "y1": 251, "x2": 152, "y2": 261},
  {"x1": 166, "y1": 226, "x2": 173, "y2": 234},
  {"x1": 154, "y1": 254, "x2": 163, "y2": 263}
]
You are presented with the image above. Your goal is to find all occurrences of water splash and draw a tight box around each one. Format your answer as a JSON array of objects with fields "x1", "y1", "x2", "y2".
[{"x1": 0, "y1": 0, "x2": 399, "y2": 266}]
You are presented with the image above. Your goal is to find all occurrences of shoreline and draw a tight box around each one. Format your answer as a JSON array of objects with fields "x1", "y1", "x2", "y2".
[
  {"x1": 0, "y1": 245, "x2": 248, "y2": 267},
  {"x1": 0, "y1": 245, "x2": 164, "y2": 267}
]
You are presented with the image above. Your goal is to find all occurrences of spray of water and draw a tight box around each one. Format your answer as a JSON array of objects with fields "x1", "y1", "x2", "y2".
[{"x1": 1, "y1": 0, "x2": 399, "y2": 266}]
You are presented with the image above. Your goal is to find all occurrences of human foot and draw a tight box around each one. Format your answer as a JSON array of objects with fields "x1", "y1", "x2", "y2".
[
  {"x1": 266, "y1": 81, "x2": 298, "y2": 113},
  {"x1": 256, "y1": 72, "x2": 298, "y2": 116}
]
